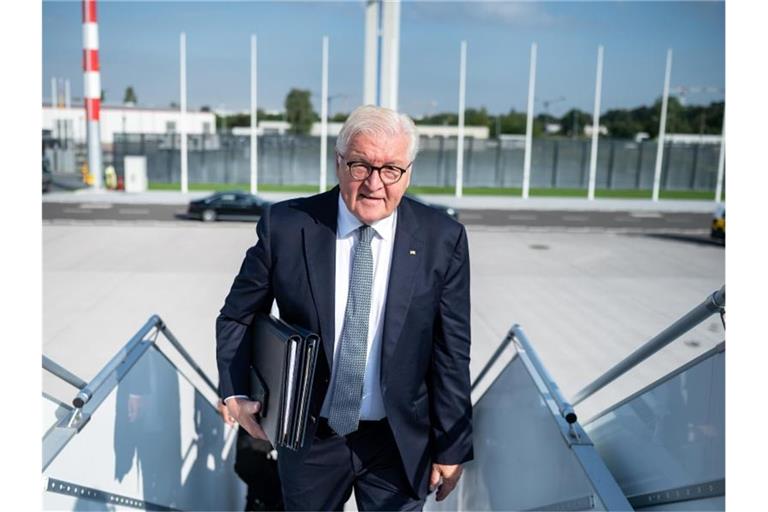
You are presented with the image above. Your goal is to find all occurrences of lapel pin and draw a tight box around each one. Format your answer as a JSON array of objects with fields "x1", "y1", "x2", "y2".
[{"x1": 409, "y1": 250, "x2": 416, "y2": 255}]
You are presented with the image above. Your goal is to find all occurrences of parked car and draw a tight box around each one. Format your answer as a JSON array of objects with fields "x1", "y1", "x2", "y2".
[
  {"x1": 187, "y1": 191, "x2": 271, "y2": 222},
  {"x1": 407, "y1": 194, "x2": 459, "y2": 221},
  {"x1": 710, "y1": 204, "x2": 725, "y2": 241}
]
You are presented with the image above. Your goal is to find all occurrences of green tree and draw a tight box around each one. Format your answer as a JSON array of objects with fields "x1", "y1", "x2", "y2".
[
  {"x1": 331, "y1": 112, "x2": 349, "y2": 123},
  {"x1": 123, "y1": 86, "x2": 137, "y2": 105},
  {"x1": 496, "y1": 110, "x2": 528, "y2": 135},
  {"x1": 465, "y1": 107, "x2": 490, "y2": 127},
  {"x1": 559, "y1": 109, "x2": 593, "y2": 137},
  {"x1": 285, "y1": 89, "x2": 316, "y2": 134},
  {"x1": 416, "y1": 112, "x2": 458, "y2": 126}
]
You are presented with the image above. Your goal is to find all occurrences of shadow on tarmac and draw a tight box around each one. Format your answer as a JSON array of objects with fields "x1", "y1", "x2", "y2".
[{"x1": 629, "y1": 232, "x2": 725, "y2": 249}]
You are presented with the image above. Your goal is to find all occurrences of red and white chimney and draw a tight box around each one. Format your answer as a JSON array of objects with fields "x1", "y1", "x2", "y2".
[{"x1": 82, "y1": 0, "x2": 103, "y2": 189}]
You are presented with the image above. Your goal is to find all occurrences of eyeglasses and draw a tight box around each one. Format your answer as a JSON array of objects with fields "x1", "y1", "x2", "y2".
[{"x1": 343, "y1": 159, "x2": 413, "y2": 185}]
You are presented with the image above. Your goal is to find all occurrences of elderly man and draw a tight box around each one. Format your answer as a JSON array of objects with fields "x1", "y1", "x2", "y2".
[{"x1": 216, "y1": 105, "x2": 472, "y2": 511}]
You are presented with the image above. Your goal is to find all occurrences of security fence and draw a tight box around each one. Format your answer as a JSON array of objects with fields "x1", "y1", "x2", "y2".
[{"x1": 104, "y1": 133, "x2": 722, "y2": 192}]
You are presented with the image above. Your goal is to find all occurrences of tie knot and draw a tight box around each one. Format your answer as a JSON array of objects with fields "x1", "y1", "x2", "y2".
[{"x1": 358, "y1": 225, "x2": 374, "y2": 245}]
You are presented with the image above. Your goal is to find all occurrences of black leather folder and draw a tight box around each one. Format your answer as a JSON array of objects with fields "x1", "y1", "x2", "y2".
[{"x1": 249, "y1": 314, "x2": 320, "y2": 451}]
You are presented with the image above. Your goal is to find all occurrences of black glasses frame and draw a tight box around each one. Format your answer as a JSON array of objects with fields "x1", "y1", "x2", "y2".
[{"x1": 343, "y1": 159, "x2": 413, "y2": 185}]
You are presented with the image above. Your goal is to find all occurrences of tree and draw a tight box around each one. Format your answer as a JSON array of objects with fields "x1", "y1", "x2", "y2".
[
  {"x1": 465, "y1": 107, "x2": 490, "y2": 127},
  {"x1": 331, "y1": 112, "x2": 349, "y2": 123},
  {"x1": 123, "y1": 86, "x2": 137, "y2": 105},
  {"x1": 285, "y1": 89, "x2": 316, "y2": 135},
  {"x1": 415, "y1": 112, "x2": 458, "y2": 126},
  {"x1": 496, "y1": 110, "x2": 529, "y2": 136},
  {"x1": 559, "y1": 109, "x2": 592, "y2": 137}
]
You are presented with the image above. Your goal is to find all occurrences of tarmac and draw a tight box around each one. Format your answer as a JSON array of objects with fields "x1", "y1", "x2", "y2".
[{"x1": 42, "y1": 187, "x2": 721, "y2": 213}]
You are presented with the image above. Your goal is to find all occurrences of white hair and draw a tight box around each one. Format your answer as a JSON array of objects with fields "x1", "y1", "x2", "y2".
[{"x1": 335, "y1": 105, "x2": 420, "y2": 162}]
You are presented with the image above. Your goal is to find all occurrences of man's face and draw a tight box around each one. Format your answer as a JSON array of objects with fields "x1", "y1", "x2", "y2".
[{"x1": 336, "y1": 131, "x2": 412, "y2": 224}]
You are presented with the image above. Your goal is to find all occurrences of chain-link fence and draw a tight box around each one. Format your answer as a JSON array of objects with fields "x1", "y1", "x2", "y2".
[{"x1": 105, "y1": 133, "x2": 722, "y2": 192}]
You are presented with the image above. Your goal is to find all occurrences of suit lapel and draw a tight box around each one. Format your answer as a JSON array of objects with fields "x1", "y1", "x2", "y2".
[
  {"x1": 381, "y1": 198, "x2": 423, "y2": 382},
  {"x1": 302, "y1": 188, "x2": 339, "y2": 367}
]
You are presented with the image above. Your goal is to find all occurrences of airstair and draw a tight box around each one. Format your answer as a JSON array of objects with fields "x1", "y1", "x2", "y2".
[{"x1": 42, "y1": 287, "x2": 724, "y2": 511}]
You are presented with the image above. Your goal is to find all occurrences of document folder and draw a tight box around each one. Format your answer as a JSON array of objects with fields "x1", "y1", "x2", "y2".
[{"x1": 249, "y1": 314, "x2": 320, "y2": 451}]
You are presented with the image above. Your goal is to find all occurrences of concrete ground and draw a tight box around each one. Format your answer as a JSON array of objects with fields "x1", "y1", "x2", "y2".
[
  {"x1": 43, "y1": 188, "x2": 720, "y2": 213},
  {"x1": 43, "y1": 221, "x2": 724, "y2": 422}
]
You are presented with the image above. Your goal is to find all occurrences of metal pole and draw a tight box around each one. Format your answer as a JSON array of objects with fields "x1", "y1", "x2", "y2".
[
  {"x1": 82, "y1": 0, "x2": 103, "y2": 189},
  {"x1": 363, "y1": 0, "x2": 378, "y2": 105},
  {"x1": 522, "y1": 42, "x2": 537, "y2": 199},
  {"x1": 250, "y1": 34, "x2": 258, "y2": 194},
  {"x1": 180, "y1": 32, "x2": 188, "y2": 193},
  {"x1": 513, "y1": 326, "x2": 577, "y2": 424},
  {"x1": 42, "y1": 356, "x2": 88, "y2": 390},
  {"x1": 51, "y1": 77, "x2": 57, "y2": 108},
  {"x1": 572, "y1": 286, "x2": 725, "y2": 406},
  {"x1": 715, "y1": 110, "x2": 725, "y2": 203},
  {"x1": 652, "y1": 49, "x2": 673, "y2": 202},
  {"x1": 64, "y1": 79, "x2": 71, "y2": 109},
  {"x1": 588, "y1": 45, "x2": 604, "y2": 200},
  {"x1": 380, "y1": 0, "x2": 400, "y2": 110},
  {"x1": 73, "y1": 315, "x2": 163, "y2": 408},
  {"x1": 320, "y1": 36, "x2": 329, "y2": 193},
  {"x1": 455, "y1": 40, "x2": 467, "y2": 198}
]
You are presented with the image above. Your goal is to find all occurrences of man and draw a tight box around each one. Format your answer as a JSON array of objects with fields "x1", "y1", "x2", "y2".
[{"x1": 217, "y1": 105, "x2": 473, "y2": 511}]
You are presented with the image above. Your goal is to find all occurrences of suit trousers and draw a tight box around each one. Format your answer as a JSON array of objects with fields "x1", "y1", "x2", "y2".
[{"x1": 278, "y1": 418, "x2": 426, "y2": 511}]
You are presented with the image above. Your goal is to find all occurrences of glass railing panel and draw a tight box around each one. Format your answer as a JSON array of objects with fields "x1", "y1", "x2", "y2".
[
  {"x1": 427, "y1": 355, "x2": 619, "y2": 511},
  {"x1": 584, "y1": 344, "x2": 724, "y2": 510},
  {"x1": 43, "y1": 345, "x2": 244, "y2": 511},
  {"x1": 42, "y1": 392, "x2": 72, "y2": 440}
]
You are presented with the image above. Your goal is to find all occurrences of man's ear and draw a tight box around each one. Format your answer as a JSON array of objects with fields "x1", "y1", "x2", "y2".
[{"x1": 335, "y1": 153, "x2": 344, "y2": 177}]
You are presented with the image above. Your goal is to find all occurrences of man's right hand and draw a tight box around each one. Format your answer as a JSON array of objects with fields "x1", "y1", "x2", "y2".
[{"x1": 225, "y1": 397, "x2": 270, "y2": 442}]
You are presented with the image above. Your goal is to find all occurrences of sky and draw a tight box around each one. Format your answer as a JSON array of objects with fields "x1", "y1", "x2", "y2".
[{"x1": 42, "y1": 0, "x2": 725, "y2": 118}]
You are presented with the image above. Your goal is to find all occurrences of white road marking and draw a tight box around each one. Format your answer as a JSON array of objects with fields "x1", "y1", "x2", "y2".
[
  {"x1": 118, "y1": 208, "x2": 151, "y2": 215},
  {"x1": 561, "y1": 215, "x2": 589, "y2": 221},
  {"x1": 78, "y1": 203, "x2": 113, "y2": 209},
  {"x1": 629, "y1": 212, "x2": 663, "y2": 218},
  {"x1": 62, "y1": 208, "x2": 90, "y2": 214},
  {"x1": 508, "y1": 214, "x2": 538, "y2": 221}
]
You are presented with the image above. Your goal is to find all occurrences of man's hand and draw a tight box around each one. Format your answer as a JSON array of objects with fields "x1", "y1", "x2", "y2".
[
  {"x1": 430, "y1": 463, "x2": 463, "y2": 501},
  {"x1": 224, "y1": 397, "x2": 270, "y2": 442},
  {"x1": 217, "y1": 399, "x2": 235, "y2": 425}
]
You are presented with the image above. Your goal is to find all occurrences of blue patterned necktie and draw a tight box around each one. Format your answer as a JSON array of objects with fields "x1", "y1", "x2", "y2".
[{"x1": 328, "y1": 225, "x2": 375, "y2": 436}]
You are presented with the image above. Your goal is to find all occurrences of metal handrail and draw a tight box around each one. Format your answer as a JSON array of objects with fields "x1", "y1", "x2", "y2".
[
  {"x1": 70, "y1": 314, "x2": 219, "y2": 409},
  {"x1": 470, "y1": 330, "x2": 515, "y2": 393},
  {"x1": 72, "y1": 315, "x2": 160, "y2": 408},
  {"x1": 471, "y1": 324, "x2": 577, "y2": 425},
  {"x1": 512, "y1": 325, "x2": 577, "y2": 424},
  {"x1": 43, "y1": 356, "x2": 88, "y2": 390},
  {"x1": 157, "y1": 319, "x2": 218, "y2": 395},
  {"x1": 572, "y1": 285, "x2": 725, "y2": 406}
]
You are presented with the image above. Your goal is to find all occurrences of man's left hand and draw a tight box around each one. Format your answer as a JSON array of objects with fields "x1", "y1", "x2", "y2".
[{"x1": 430, "y1": 463, "x2": 463, "y2": 501}]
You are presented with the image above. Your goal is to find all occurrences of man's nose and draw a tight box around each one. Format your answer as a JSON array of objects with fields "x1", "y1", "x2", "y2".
[{"x1": 364, "y1": 168, "x2": 385, "y2": 189}]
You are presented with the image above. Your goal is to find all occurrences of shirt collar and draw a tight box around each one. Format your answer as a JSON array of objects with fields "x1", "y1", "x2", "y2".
[{"x1": 337, "y1": 194, "x2": 396, "y2": 241}]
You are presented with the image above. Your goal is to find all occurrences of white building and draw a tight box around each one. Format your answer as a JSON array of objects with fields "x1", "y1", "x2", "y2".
[
  {"x1": 232, "y1": 121, "x2": 490, "y2": 139},
  {"x1": 584, "y1": 124, "x2": 608, "y2": 137},
  {"x1": 42, "y1": 103, "x2": 216, "y2": 145}
]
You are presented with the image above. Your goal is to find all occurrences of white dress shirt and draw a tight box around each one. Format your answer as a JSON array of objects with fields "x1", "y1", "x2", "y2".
[
  {"x1": 319, "y1": 195, "x2": 396, "y2": 421},
  {"x1": 226, "y1": 197, "x2": 396, "y2": 419}
]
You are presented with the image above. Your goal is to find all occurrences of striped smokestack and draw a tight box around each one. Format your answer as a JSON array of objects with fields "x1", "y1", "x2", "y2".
[{"x1": 82, "y1": 0, "x2": 103, "y2": 189}]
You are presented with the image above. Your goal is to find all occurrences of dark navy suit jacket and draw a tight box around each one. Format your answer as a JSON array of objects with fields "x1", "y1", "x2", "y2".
[{"x1": 216, "y1": 186, "x2": 473, "y2": 498}]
